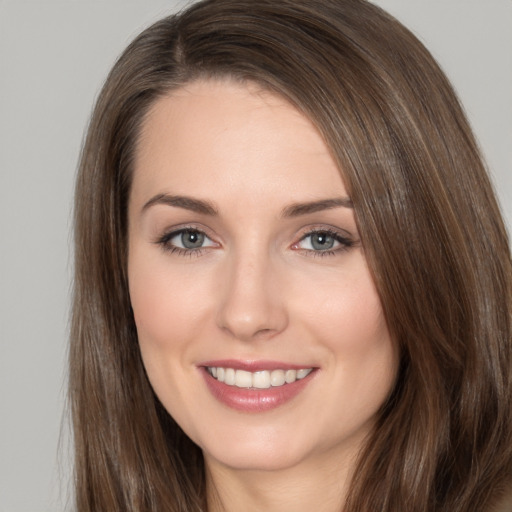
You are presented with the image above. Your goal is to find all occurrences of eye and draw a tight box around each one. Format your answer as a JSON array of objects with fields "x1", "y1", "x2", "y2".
[
  {"x1": 300, "y1": 231, "x2": 338, "y2": 251},
  {"x1": 293, "y1": 229, "x2": 354, "y2": 255},
  {"x1": 157, "y1": 228, "x2": 218, "y2": 254},
  {"x1": 171, "y1": 230, "x2": 212, "y2": 249}
]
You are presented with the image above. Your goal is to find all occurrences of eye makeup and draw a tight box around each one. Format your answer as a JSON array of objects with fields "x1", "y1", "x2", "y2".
[
  {"x1": 291, "y1": 227, "x2": 356, "y2": 257},
  {"x1": 153, "y1": 223, "x2": 358, "y2": 259},
  {"x1": 154, "y1": 225, "x2": 219, "y2": 257}
]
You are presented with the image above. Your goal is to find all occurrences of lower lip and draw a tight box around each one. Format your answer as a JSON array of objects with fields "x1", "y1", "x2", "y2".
[{"x1": 200, "y1": 368, "x2": 315, "y2": 412}]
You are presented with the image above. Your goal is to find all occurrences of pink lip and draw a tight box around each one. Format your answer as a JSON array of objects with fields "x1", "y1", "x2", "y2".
[{"x1": 198, "y1": 361, "x2": 317, "y2": 413}]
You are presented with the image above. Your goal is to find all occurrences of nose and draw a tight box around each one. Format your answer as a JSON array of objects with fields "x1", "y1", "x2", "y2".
[{"x1": 215, "y1": 249, "x2": 288, "y2": 342}]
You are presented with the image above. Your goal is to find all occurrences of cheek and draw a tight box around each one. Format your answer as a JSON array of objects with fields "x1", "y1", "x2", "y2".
[
  {"x1": 296, "y1": 261, "x2": 389, "y2": 351},
  {"x1": 127, "y1": 249, "x2": 210, "y2": 419},
  {"x1": 295, "y1": 260, "x2": 397, "y2": 401},
  {"x1": 128, "y1": 249, "x2": 212, "y2": 351},
  {"x1": 332, "y1": 286, "x2": 389, "y2": 355},
  {"x1": 331, "y1": 282, "x2": 394, "y2": 379}
]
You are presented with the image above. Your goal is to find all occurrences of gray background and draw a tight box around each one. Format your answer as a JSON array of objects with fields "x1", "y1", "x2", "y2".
[{"x1": 1, "y1": 1, "x2": 510, "y2": 510}]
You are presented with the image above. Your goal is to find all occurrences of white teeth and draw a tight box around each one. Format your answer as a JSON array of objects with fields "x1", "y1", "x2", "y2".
[
  {"x1": 270, "y1": 369, "x2": 286, "y2": 386},
  {"x1": 253, "y1": 371, "x2": 271, "y2": 389},
  {"x1": 225, "y1": 368, "x2": 236, "y2": 385},
  {"x1": 207, "y1": 366, "x2": 313, "y2": 388},
  {"x1": 235, "y1": 370, "x2": 253, "y2": 388},
  {"x1": 285, "y1": 369, "x2": 297, "y2": 383},
  {"x1": 297, "y1": 368, "x2": 312, "y2": 379}
]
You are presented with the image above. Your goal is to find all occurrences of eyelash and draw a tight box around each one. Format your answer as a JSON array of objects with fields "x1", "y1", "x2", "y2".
[
  {"x1": 155, "y1": 226, "x2": 215, "y2": 257},
  {"x1": 155, "y1": 227, "x2": 355, "y2": 257},
  {"x1": 294, "y1": 228, "x2": 355, "y2": 257}
]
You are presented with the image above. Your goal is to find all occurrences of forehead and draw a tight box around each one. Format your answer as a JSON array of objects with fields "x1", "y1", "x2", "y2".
[{"x1": 132, "y1": 79, "x2": 347, "y2": 207}]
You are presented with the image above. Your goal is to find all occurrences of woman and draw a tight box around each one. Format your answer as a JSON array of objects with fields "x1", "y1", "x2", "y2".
[{"x1": 70, "y1": 0, "x2": 512, "y2": 510}]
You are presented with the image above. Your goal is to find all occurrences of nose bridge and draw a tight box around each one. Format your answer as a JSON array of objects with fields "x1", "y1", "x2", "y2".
[{"x1": 216, "y1": 244, "x2": 287, "y2": 341}]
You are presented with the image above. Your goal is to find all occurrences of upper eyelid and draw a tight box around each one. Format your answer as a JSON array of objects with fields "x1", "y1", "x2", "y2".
[
  {"x1": 296, "y1": 224, "x2": 354, "y2": 240},
  {"x1": 295, "y1": 229, "x2": 353, "y2": 246},
  {"x1": 301, "y1": 227, "x2": 348, "y2": 237},
  {"x1": 156, "y1": 223, "x2": 217, "y2": 240},
  {"x1": 167, "y1": 227, "x2": 213, "y2": 240}
]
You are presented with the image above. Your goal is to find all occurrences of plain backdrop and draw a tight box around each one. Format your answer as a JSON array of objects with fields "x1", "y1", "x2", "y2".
[{"x1": 0, "y1": 1, "x2": 510, "y2": 510}]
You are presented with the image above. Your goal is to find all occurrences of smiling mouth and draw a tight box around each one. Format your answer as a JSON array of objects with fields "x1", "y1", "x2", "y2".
[{"x1": 206, "y1": 367, "x2": 313, "y2": 389}]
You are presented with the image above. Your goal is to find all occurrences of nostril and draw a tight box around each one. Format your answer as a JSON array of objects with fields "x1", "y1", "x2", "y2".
[{"x1": 253, "y1": 328, "x2": 274, "y2": 338}]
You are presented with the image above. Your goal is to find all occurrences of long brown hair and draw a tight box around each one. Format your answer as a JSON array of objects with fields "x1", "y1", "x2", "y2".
[{"x1": 70, "y1": 1, "x2": 512, "y2": 510}]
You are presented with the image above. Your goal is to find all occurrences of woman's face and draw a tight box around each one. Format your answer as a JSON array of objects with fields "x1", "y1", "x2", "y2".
[{"x1": 128, "y1": 80, "x2": 397, "y2": 474}]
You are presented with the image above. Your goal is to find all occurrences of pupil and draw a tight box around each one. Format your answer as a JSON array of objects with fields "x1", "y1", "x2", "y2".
[
  {"x1": 182, "y1": 230, "x2": 204, "y2": 249},
  {"x1": 312, "y1": 232, "x2": 334, "y2": 250}
]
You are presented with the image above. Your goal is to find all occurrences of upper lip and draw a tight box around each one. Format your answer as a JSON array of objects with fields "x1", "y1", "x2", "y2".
[{"x1": 199, "y1": 359, "x2": 316, "y2": 372}]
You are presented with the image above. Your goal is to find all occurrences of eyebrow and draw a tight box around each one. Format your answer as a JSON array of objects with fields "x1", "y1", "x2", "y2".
[
  {"x1": 141, "y1": 194, "x2": 218, "y2": 216},
  {"x1": 141, "y1": 194, "x2": 353, "y2": 217},
  {"x1": 281, "y1": 197, "x2": 353, "y2": 217}
]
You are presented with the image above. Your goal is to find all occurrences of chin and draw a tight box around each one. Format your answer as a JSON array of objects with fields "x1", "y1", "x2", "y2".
[
  {"x1": 204, "y1": 441, "x2": 310, "y2": 472},
  {"x1": 182, "y1": 416, "x2": 307, "y2": 471}
]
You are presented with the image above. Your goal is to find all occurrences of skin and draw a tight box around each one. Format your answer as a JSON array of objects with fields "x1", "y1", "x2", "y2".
[{"x1": 128, "y1": 79, "x2": 398, "y2": 512}]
